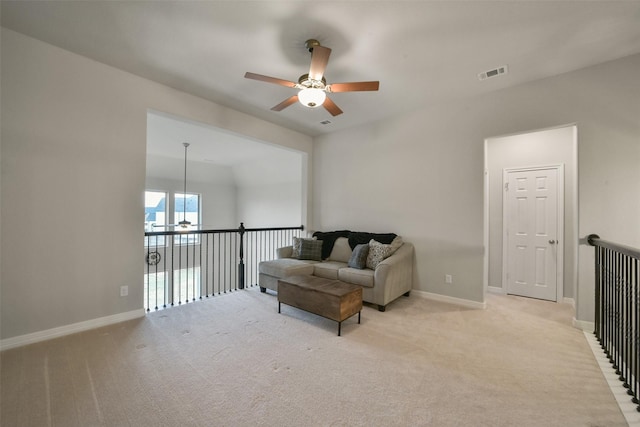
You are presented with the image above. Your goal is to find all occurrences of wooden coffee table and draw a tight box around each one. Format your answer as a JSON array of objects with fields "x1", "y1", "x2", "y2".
[{"x1": 277, "y1": 275, "x2": 363, "y2": 336}]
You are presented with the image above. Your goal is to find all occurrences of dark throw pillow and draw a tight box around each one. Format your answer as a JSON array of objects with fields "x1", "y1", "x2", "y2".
[
  {"x1": 298, "y1": 239, "x2": 323, "y2": 261},
  {"x1": 348, "y1": 244, "x2": 370, "y2": 269},
  {"x1": 348, "y1": 231, "x2": 397, "y2": 249}
]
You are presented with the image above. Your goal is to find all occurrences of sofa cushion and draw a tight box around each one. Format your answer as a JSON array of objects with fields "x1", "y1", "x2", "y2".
[
  {"x1": 347, "y1": 243, "x2": 369, "y2": 269},
  {"x1": 298, "y1": 239, "x2": 323, "y2": 261},
  {"x1": 292, "y1": 236, "x2": 316, "y2": 258},
  {"x1": 328, "y1": 237, "x2": 352, "y2": 263},
  {"x1": 338, "y1": 267, "x2": 375, "y2": 288},
  {"x1": 366, "y1": 236, "x2": 404, "y2": 269},
  {"x1": 259, "y1": 258, "x2": 316, "y2": 277},
  {"x1": 313, "y1": 261, "x2": 347, "y2": 280},
  {"x1": 312, "y1": 230, "x2": 350, "y2": 259}
]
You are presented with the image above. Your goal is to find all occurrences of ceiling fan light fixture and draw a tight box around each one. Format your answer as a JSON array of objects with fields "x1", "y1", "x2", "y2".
[{"x1": 298, "y1": 87, "x2": 326, "y2": 108}]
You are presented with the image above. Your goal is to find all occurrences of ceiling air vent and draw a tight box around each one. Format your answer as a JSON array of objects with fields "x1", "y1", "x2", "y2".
[{"x1": 478, "y1": 65, "x2": 508, "y2": 81}]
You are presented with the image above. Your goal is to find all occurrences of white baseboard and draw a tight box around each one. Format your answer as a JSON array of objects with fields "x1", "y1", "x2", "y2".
[
  {"x1": 413, "y1": 290, "x2": 487, "y2": 310},
  {"x1": 0, "y1": 309, "x2": 145, "y2": 351},
  {"x1": 487, "y1": 286, "x2": 505, "y2": 295},
  {"x1": 573, "y1": 317, "x2": 594, "y2": 332},
  {"x1": 563, "y1": 297, "x2": 575, "y2": 308}
]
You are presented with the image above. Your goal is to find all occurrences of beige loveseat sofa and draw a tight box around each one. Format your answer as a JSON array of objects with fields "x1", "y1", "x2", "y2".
[{"x1": 258, "y1": 232, "x2": 414, "y2": 311}]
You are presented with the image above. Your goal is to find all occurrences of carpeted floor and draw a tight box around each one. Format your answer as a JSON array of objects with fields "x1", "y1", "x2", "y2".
[{"x1": 0, "y1": 288, "x2": 628, "y2": 426}]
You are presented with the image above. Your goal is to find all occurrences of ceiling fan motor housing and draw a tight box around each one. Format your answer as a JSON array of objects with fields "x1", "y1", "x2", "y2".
[
  {"x1": 297, "y1": 74, "x2": 326, "y2": 89},
  {"x1": 305, "y1": 39, "x2": 321, "y2": 52}
]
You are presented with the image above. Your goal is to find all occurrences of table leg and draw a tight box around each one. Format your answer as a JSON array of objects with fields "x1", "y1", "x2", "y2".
[
  {"x1": 358, "y1": 311, "x2": 361, "y2": 324},
  {"x1": 278, "y1": 302, "x2": 281, "y2": 313},
  {"x1": 338, "y1": 321, "x2": 342, "y2": 337}
]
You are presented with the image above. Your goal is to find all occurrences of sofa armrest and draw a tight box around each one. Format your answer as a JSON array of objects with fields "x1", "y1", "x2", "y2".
[
  {"x1": 372, "y1": 243, "x2": 414, "y2": 305},
  {"x1": 376, "y1": 242, "x2": 413, "y2": 271},
  {"x1": 277, "y1": 246, "x2": 293, "y2": 259}
]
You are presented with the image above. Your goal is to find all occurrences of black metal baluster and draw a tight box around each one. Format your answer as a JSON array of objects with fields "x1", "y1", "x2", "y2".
[
  {"x1": 154, "y1": 237, "x2": 160, "y2": 311},
  {"x1": 602, "y1": 247, "x2": 607, "y2": 349},
  {"x1": 200, "y1": 232, "x2": 204, "y2": 299},
  {"x1": 217, "y1": 233, "x2": 221, "y2": 295},
  {"x1": 222, "y1": 233, "x2": 227, "y2": 293},
  {"x1": 238, "y1": 223, "x2": 245, "y2": 290},
  {"x1": 611, "y1": 249, "x2": 620, "y2": 375},
  {"x1": 629, "y1": 259, "x2": 640, "y2": 412},
  {"x1": 185, "y1": 234, "x2": 189, "y2": 303},
  {"x1": 207, "y1": 233, "x2": 211, "y2": 297},
  {"x1": 611, "y1": 250, "x2": 616, "y2": 370},
  {"x1": 595, "y1": 245, "x2": 601, "y2": 337},
  {"x1": 192, "y1": 234, "x2": 196, "y2": 301},
  {"x1": 192, "y1": 233, "x2": 195, "y2": 300},
  {"x1": 618, "y1": 252, "x2": 623, "y2": 377},
  {"x1": 605, "y1": 248, "x2": 611, "y2": 358},
  {"x1": 145, "y1": 237, "x2": 150, "y2": 312},
  {"x1": 624, "y1": 255, "x2": 631, "y2": 387}
]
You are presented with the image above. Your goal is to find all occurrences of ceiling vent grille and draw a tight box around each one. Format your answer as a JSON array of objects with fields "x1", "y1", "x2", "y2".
[{"x1": 478, "y1": 65, "x2": 508, "y2": 81}]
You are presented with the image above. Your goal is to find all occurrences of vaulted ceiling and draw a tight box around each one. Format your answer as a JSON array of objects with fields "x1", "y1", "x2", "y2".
[{"x1": 3, "y1": 1, "x2": 640, "y2": 138}]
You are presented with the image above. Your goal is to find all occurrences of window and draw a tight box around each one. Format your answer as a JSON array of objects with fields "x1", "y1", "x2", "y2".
[
  {"x1": 144, "y1": 190, "x2": 201, "y2": 245},
  {"x1": 175, "y1": 192, "x2": 200, "y2": 245},
  {"x1": 145, "y1": 191, "x2": 167, "y2": 246},
  {"x1": 174, "y1": 192, "x2": 200, "y2": 228}
]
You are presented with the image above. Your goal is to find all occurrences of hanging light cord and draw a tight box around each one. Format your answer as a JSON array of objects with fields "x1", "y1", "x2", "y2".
[{"x1": 181, "y1": 142, "x2": 190, "y2": 226}]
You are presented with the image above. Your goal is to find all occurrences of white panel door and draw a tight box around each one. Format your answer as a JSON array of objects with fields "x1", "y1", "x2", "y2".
[{"x1": 504, "y1": 167, "x2": 560, "y2": 301}]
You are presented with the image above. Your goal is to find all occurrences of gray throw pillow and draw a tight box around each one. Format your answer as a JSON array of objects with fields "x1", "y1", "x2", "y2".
[
  {"x1": 292, "y1": 236, "x2": 316, "y2": 258},
  {"x1": 348, "y1": 244, "x2": 369, "y2": 269},
  {"x1": 298, "y1": 239, "x2": 323, "y2": 261}
]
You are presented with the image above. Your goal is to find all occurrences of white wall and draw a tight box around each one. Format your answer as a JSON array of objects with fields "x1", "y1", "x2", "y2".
[
  {"x1": 314, "y1": 54, "x2": 640, "y2": 322},
  {"x1": 236, "y1": 182, "x2": 302, "y2": 228},
  {"x1": 233, "y1": 155, "x2": 303, "y2": 227},
  {"x1": 0, "y1": 28, "x2": 312, "y2": 341},
  {"x1": 486, "y1": 125, "x2": 576, "y2": 299}
]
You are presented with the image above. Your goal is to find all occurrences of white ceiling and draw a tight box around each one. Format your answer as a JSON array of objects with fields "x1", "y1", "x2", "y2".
[
  {"x1": 3, "y1": 1, "x2": 640, "y2": 139},
  {"x1": 146, "y1": 110, "x2": 300, "y2": 165},
  {"x1": 146, "y1": 110, "x2": 302, "y2": 184}
]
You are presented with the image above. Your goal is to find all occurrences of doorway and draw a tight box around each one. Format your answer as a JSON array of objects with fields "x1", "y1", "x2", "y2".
[
  {"x1": 502, "y1": 165, "x2": 564, "y2": 301},
  {"x1": 484, "y1": 124, "x2": 577, "y2": 303}
]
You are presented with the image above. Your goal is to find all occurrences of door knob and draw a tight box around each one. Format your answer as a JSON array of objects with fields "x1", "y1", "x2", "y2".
[{"x1": 549, "y1": 239, "x2": 556, "y2": 244}]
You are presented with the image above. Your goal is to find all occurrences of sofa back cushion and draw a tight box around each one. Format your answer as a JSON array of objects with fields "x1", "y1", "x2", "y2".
[{"x1": 328, "y1": 237, "x2": 352, "y2": 263}]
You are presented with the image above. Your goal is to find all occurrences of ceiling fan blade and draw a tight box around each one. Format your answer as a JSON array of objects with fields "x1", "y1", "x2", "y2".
[
  {"x1": 328, "y1": 81, "x2": 380, "y2": 92},
  {"x1": 244, "y1": 72, "x2": 297, "y2": 88},
  {"x1": 271, "y1": 95, "x2": 299, "y2": 112},
  {"x1": 308, "y1": 46, "x2": 331, "y2": 81},
  {"x1": 323, "y1": 96, "x2": 343, "y2": 116}
]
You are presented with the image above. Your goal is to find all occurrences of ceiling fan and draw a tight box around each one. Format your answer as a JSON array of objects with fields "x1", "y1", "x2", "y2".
[{"x1": 244, "y1": 39, "x2": 379, "y2": 116}]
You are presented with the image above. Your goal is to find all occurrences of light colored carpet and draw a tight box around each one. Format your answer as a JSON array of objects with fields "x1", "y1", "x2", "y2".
[{"x1": 0, "y1": 288, "x2": 627, "y2": 426}]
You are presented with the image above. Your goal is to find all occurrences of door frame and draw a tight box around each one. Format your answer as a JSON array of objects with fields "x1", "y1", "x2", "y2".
[{"x1": 501, "y1": 164, "x2": 565, "y2": 302}]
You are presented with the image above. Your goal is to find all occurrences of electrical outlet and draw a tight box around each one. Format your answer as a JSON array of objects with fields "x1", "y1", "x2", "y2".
[
  {"x1": 445, "y1": 274, "x2": 453, "y2": 284},
  {"x1": 120, "y1": 285, "x2": 129, "y2": 297}
]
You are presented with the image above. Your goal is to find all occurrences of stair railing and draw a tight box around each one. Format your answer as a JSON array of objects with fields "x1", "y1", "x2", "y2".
[
  {"x1": 588, "y1": 234, "x2": 639, "y2": 412},
  {"x1": 144, "y1": 223, "x2": 303, "y2": 311}
]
